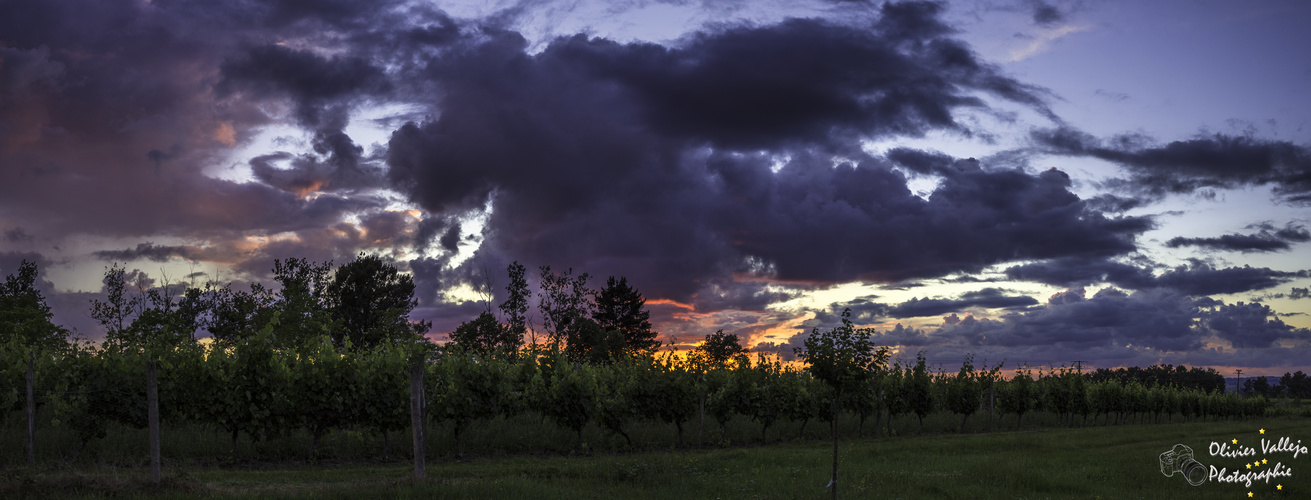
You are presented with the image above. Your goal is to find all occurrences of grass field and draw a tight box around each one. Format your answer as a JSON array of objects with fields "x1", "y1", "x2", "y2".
[{"x1": 3, "y1": 414, "x2": 1309, "y2": 499}]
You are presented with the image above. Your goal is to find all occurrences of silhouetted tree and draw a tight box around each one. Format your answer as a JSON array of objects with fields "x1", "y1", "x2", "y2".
[
  {"x1": 0, "y1": 260, "x2": 70, "y2": 351},
  {"x1": 592, "y1": 276, "x2": 659, "y2": 358},
  {"x1": 326, "y1": 254, "x2": 429, "y2": 349},
  {"x1": 1280, "y1": 371, "x2": 1310, "y2": 399},
  {"x1": 794, "y1": 308, "x2": 889, "y2": 500},
  {"x1": 269, "y1": 258, "x2": 339, "y2": 349},
  {"x1": 449, "y1": 311, "x2": 519, "y2": 358},
  {"x1": 690, "y1": 329, "x2": 747, "y2": 367},
  {"x1": 537, "y1": 266, "x2": 591, "y2": 351},
  {"x1": 206, "y1": 282, "x2": 276, "y2": 346},
  {"x1": 564, "y1": 317, "x2": 626, "y2": 364},
  {"x1": 498, "y1": 261, "x2": 530, "y2": 348},
  {"x1": 91, "y1": 264, "x2": 204, "y2": 351}
]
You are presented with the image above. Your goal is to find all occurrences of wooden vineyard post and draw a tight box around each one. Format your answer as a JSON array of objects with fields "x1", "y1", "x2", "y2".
[
  {"x1": 26, "y1": 352, "x2": 36, "y2": 466},
  {"x1": 147, "y1": 360, "x2": 161, "y2": 484},
  {"x1": 410, "y1": 361, "x2": 426, "y2": 479}
]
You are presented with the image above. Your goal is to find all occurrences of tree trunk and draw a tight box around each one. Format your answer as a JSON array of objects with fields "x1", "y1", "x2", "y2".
[{"x1": 676, "y1": 421, "x2": 684, "y2": 447}]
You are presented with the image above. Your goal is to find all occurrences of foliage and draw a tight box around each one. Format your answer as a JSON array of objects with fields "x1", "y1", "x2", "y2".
[
  {"x1": 794, "y1": 309, "x2": 887, "y2": 395},
  {"x1": 689, "y1": 329, "x2": 747, "y2": 368},
  {"x1": 0, "y1": 260, "x2": 70, "y2": 352},
  {"x1": 944, "y1": 354, "x2": 982, "y2": 432},
  {"x1": 93, "y1": 264, "x2": 207, "y2": 352},
  {"x1": 997, "y1": 366, "x2": 1035, "y2": 429},
  {"x1": 532, "y1": 354, "x2": 601, "y2": 448},
  {"x1": 429, "y1": 347, "x2": 516, "y2": 456},
  {"x1": 497, "y1": 261, "x2": 530, "y2": 349},
  {"x1": 205, "y1": 281, "x2": 276, "y2": 346},
  {"x1": 564, "y1": 317, "x2": 627, "y2": 364},
  {"x1": 905, "y1": 351, "x2": 934, "y2": 427},
  {"x1": 449, "y1": 311, "x2": 519, "y2": 359},
  {"x1": 537, "y1": 266, "x2": 592, "y2": 351},
  {"x1": 592, "y1": 276, "x2": 660, "y2": 358},
  {"x1": 326, "y1": 253, "x2": 430, "y2": 349},
  {"x1": 267, "y1": 258, "x2": 338, "y2": 350}
]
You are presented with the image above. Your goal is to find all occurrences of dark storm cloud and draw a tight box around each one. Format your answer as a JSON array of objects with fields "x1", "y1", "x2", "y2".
[
  {"x1": 887, "y1": 287, "x2": 1039, "y2": 318},
  {"x1": 388, "y1": 2, "x2": 1128, "y2": 302},
  {"x1": 1165, "y1": 222, "x2": 1309, "y2": 253},
  {"x1": 1154, "y1": 263, "x2": 1303, "y2": 296},
  {"x1": 938, "y1": 287, "x2": 1204, "y2": 352},
  {"x1": 1004, "y1": 256, "x2": 1301, "y2": 296},
  {"x1": 93, "y1": 243, "x2": 203, "y2": 263},
  {"x1": 1031, "y1": 126, "x2": 1311, "y2": 202},
  {"x1": 795, "y1": 284, "x2": 1311, "y2": 370},
  {"x1": 1027, "y1": 0, "x2": 1064, "y2": 26},
  {"x1": 1199, "y1": 301, "x2": 1310, "y2": 349},
  {"x1": 0, "y1": 0, "x2": 413, "y2": 251},
  {"x1": 689, "y1": 279, "x2": 804, "y2": 313}
]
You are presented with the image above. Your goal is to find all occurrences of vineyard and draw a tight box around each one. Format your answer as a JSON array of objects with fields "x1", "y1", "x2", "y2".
[{"x1": 2, "y1": 335, "x2": 1275, "y2": 470}]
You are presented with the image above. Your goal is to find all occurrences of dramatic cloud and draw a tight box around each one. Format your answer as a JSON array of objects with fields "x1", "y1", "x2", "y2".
[
  {"x1": 385, "y1": 3, "x2": 1149, "y2": 304},
  {"x1": 1165, "y1": 223, "x2": 1310, "y2": 253},
  {"x1": 2, "y1": 0, "x2": 1308, "y2": 374},
  {"x1": 887, "y1": 287, "x2": 1038, "y2": 318},
  {"x1": 1031, "y1": 126, "x2": 1311, "y2": 202}
]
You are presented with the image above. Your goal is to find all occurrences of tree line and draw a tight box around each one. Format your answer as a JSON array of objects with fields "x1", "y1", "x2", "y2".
[{"x1": 0, "y1": 258, "x2": 1284, "y2": 487}]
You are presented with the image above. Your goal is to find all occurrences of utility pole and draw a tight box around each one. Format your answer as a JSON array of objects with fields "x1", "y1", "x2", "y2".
[
  {"x1": 1072, "y1": 360, "x2": 1087, "y2": 374},
  {"x1": 1235, "y1": 369, "x2": 1243, "y2": 396}
]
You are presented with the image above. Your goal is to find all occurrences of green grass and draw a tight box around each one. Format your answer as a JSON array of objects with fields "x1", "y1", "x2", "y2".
[{"x1": 4, "y1": 417, "x2": 1309, "y2": 499}]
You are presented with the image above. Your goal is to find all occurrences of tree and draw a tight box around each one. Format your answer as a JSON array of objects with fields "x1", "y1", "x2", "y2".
[
  {"x1": 91, "y1": 264, "x2": 204, "y2": 351},
  {"x1": 537, "y1": 266, "x2": 591, "y2": 351},
  {"x1": 906, "y1": 351, "x2": 933, "y2": 429},
  {"x1": 326, "y1": 254, "x2": 430, "y2": 349},
  {"x1": 793, "y1": 308, "x2": 888, "y2": 500},
  {"x1": 0, "y1": 260, "x2": 70, "y2": 351},
  {"x1": 998, "y1": 366, "x2": 1035, "y2": 429},
  {"x1": 564, "y1": 317, "x2": 626, "y2": 364},
  {"x1": 267, "y1": 258, "x2": 338, "y2": 349},
  {"x1": 690, "y1": 329, "x2": 747, "y2": 368},
  {"x1": 1280, "y1": 371, "x2": 1310, "y2": 399},
  {"x1": 206, "y1": 282, "x2": 276, "y2": 346},
  {"x1": 498, "y1": 261, "x2": 530, "y2": 348},
  {"x1": 449, "y1": 311, "x2": 519, "y2": 358},
  {"x1": 945, "y1": 354, "x2": 982, "y2": 433},
  {"x1": 592, "y1": 276, "x2": 659, "y2": 358}
]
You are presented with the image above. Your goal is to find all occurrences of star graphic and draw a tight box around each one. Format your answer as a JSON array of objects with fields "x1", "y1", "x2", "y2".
[
  {"x1": 1278, "y1": 485, "x2": 1283, "y2": 490},
  {"x1": 1248, "y1": 492, "x2": 1253, "y2": 497},
  {"x1": 1260, "y1": 429, "x2": 1265, "y2": 434},
  {"x1": 1262, "y1": 459, "x2": 1268, "y2": 465},
  {"x1": 1233, "y1": 439, "x2": 1239, "y2": 444},
  {"x1": 1247, "y1": 463, "x2": 1252, "y2": 469}
]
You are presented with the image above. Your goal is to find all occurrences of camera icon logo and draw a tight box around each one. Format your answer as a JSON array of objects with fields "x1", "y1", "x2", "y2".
[{"x1": 1160, "y1": 444, "x2": 1207, "y2": 486}]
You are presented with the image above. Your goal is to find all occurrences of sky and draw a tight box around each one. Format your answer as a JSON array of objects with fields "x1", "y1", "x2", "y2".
[{"x1": 2, "y1": 0, "x2": 1310, "y2": 376}]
